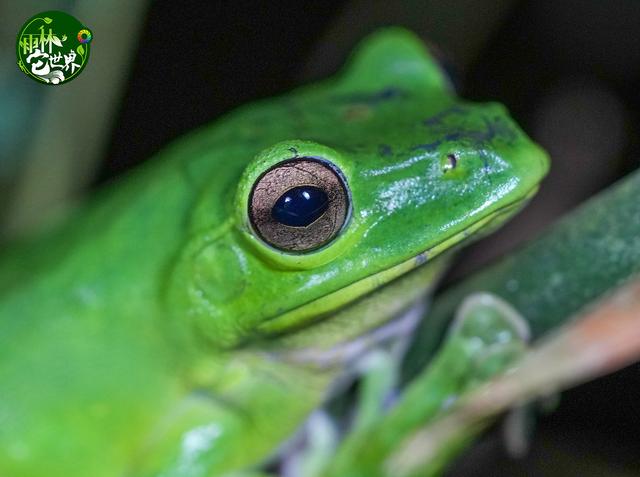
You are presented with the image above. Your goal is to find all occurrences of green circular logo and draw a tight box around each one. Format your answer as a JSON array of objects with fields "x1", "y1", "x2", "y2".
[{"x1": 16, "y1": 10, "x2": 93, "y2": 85}]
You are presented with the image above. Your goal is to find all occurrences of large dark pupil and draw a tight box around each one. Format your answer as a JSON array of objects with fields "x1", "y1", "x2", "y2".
[{"x1": 272, "y1": 186, "x2": 329, "y2": 227}]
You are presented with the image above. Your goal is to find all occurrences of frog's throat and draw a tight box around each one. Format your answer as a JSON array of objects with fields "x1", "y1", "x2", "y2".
[{"x1": 257, "y1": 186, "x2": 538, "y2": 336}]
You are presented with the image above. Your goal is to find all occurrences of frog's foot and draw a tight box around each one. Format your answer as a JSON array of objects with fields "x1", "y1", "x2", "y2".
[
  {"x1": 452, "y1": 293, "x2": 542, "y2": 459},
  {"x1": 350, "y1": 350, "x2": 401, "y2": 432},
  {"x1": 448, "y1": 292, "x2": 530, "y2": 385},
  {"x1": 279, "y1": 349, "x2": 400, "y2": 477},
  {"x1": 322, "y1": 292, "x2": 532, "y2": 477},
  {"x1": 279, "y1": 410, "x2": 338, "y2": 477},
  {"x1": 384, "y1": 293, "x2": 532, "y2": 477}
]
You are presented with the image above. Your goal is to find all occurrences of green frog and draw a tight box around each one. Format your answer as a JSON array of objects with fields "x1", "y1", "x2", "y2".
[{"x1": 0, "y1": 27, "x2": 548, "y2": 477}]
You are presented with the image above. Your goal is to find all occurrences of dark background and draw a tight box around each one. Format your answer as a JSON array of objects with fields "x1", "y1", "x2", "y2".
[{"x1": 97, "y1": 1, "x2": 640, "y2": 475}]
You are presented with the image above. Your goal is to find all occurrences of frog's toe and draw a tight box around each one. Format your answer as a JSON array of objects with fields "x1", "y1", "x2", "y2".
[
  {"x1": 448, "y1": 292, "x2": 531, "y2": 383},
  {"x1": 279, "y1": 410, "x2": 338, "y2": 477},
  {"x1": 450, "y1": 292, "x2": 531, "y2": 345}
]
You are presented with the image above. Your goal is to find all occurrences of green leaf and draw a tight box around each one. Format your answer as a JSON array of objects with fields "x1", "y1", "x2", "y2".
[
  {"x1": 52, "y1": 35, "x2": 63, "y2": 48},
  {"x1": 77, "y1": 44, "x2": 84, "y2": 56},
  {"x1": 44, "y1": 17, "x2": 52, "y2": 24}
]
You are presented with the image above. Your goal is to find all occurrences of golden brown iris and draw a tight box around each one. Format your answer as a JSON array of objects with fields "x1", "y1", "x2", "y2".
[{"x1": 249, "y1": 158, "x2": 350, "y2": 252}]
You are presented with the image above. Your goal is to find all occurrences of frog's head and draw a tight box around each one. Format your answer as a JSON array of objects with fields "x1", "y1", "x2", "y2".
[{"x1": 169, "y1": 28, "x2": 549, "y2": 361}]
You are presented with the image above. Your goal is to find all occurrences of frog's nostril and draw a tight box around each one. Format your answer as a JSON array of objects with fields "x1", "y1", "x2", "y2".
[{"x1": 444, "y1": 153, "x2": 458, "y2": 172}]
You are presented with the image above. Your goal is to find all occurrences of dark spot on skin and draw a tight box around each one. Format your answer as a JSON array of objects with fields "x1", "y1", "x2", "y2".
[
  {"x1": 415, "y1": 252, "x2": 428, "y2": 266},
  {"x1": 423, "y1": 105, "x2": 466, "y2": 127},
  {"x1": 415, "y1": 111, "x2": 522, "y2": 175},
  {"x1": 481, "y1": 154, "x2": 490, "y2": 171},
  {"x1": 378, "y1": 88, "x2": 402, "y2": 100},
  {"x1": 422, "y1": 115, "x2": 520, "y2": 154},
  {"x1": 488, "y1": 116, "x2": 519, "y2": 143},
  {"x1": 460, "y1": 116, "x2": 518, "y2": 147},
  {"x1": 423, "y1": 102, "x2": 520, "y2": 139},
  {"x1": 288, "y1": 147, "x2": 298, "y2": 156},
  {"x1": 412, "y1": 140, "x2": 442, "y2": 152},
  {"x1": 332, "y1": 87, "x2": 407, "y2": 106},
  {"x1": 378, "y1": 144, "x2": 393, "y2": 157}
]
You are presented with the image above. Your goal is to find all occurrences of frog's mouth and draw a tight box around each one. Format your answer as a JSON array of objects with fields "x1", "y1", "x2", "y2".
[{"x1": 258, "y1": 187, "x2": 538, "y2": 364}]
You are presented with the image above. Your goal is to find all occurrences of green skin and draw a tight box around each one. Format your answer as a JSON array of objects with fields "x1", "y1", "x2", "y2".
[{"x1": 0, "y1": 28, "x2": 548, "y2": 477}]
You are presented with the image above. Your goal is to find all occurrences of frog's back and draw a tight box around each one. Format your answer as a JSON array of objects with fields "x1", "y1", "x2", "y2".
[{"x1": 0, "y1": 142, "x2": 220, "y2": 475}]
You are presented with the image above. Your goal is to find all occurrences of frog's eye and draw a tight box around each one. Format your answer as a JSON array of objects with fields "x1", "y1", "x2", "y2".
[{"x1": 248, "y1": 158, "x2": 350, "y2": 252}]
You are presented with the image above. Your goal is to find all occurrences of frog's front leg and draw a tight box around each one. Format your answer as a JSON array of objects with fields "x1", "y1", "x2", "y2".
[
  {"x1": 126, "y1": 350, "x2": 331, "y2": 477},
  {"x1": 316, "y1": 293, "x2": 531, "y2": 477}
]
